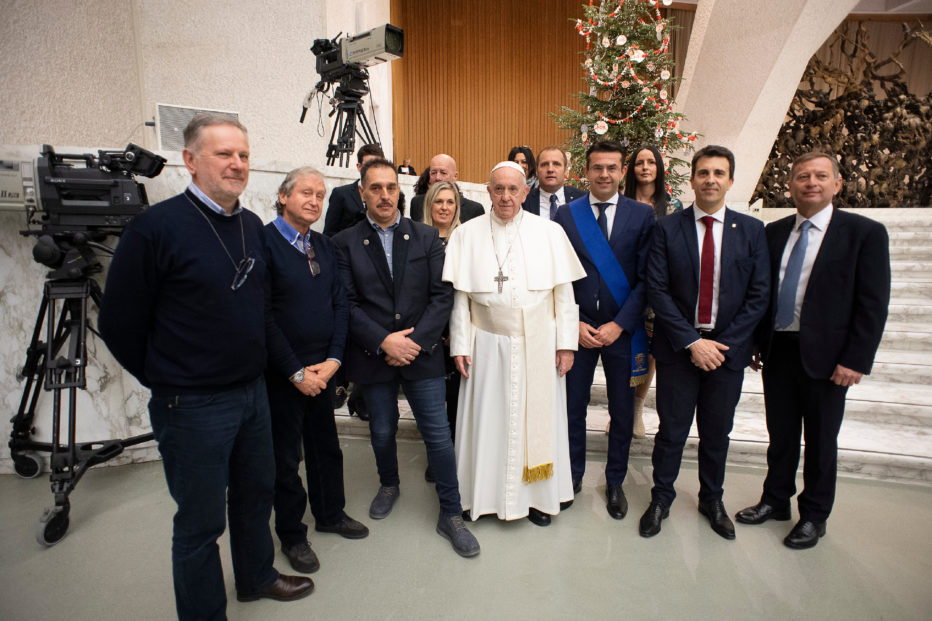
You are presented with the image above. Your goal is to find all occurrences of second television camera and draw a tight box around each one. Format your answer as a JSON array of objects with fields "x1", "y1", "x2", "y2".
[{"x1": 302, "y1": 24, "x2": 404, "y2": 166}]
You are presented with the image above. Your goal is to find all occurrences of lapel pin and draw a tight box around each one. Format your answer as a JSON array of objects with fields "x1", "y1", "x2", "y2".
[
  {"x1": 403, "y1": 234, "x2": 410, "y2": 240},
  {"x1": 363, "y1": 239, "x2": 369, "y2": 245}
]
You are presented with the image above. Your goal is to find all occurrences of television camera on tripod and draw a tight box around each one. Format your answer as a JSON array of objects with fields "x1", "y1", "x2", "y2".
[
  {"x1": 10, "y1": 143, "x2": 165, "y2": 545},
  {"x1": 300, "y1": 24, "x2": 403, "y2": 166}
]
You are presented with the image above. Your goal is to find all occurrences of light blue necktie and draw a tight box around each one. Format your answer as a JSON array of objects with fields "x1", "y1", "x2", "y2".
[
  {"x1": 550, "y1": 194, "x2": 559, "y2": 220},
  {"x1": 775, "y1": 220, "x2": 812, "y2": 330}
]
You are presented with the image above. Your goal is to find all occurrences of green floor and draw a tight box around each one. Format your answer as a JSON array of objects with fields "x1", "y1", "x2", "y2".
[{"x1": 2, "y1": 437, "x2": 931, "y2": 620}]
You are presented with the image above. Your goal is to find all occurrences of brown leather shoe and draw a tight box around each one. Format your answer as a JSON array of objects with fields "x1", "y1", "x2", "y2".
[{"x1": 236, "y1": 574, "x2": 315, "y2": 602}]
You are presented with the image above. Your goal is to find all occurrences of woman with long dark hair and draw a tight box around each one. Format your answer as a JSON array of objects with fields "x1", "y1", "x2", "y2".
[
  {"x1": 508, "y1": 145, "x2": 538, "y2": 189},
  {"x1": 622, "y1": 145, "x2": 681, "y2": 438}
]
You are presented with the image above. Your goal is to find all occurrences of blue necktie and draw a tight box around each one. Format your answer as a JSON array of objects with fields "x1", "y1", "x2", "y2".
[
  {"x1": 549, "y1": 194, "x2": 559, "y2": 220},
  {"x1": 775, "y1": 220, "x2": 812, "y2": 330},
  {"x1": 595, "y1": 202, "x2": 610, "y2": 239}
]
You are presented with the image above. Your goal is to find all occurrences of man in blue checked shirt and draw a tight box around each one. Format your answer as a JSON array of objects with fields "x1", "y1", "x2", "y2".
[{"x1": 264, "y1": 167, "x2": 370, "y2": 576}]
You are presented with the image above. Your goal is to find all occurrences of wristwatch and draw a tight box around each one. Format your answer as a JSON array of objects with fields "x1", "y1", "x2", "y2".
[{"x1": 289, "y1": 369, "x2": 305, "y2": 384}]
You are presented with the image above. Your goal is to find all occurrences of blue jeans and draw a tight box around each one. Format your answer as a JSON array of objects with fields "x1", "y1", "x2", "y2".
[
  {"x1": 361, "y1": 376, "x2": 462, "y2": 516},
  {"x1": 149, "y1": 376, "x2": 278, "y2": 621}
]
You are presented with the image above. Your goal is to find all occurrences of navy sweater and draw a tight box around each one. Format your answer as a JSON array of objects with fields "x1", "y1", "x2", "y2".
[
  {"x1": 99, "y1": 191, "x2": 273, "y2": 394},
  {"x1": 263, "y1": 223, "x2": 348, "y2": 376}
]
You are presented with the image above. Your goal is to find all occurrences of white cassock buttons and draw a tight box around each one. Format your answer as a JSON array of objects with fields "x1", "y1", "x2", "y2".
[
  {"x1": 403, "y1": 234, "x2": 409, "y2": 240},
  {"x1": 363, "y1": 239, "x2": 369, "y2": 245}
]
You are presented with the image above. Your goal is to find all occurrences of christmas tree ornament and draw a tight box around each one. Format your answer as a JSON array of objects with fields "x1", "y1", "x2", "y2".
[
  {"x1": 602, "y1": 36, "x2": 612, "y2": 47},
  {"x1": 594, "y1": 120, "x2": 609, "y2": 135},
  {"x1": 615, "y1": 34, "x2": 627, "y2": 45},
  {"x1": 660, "y1": 69, "x2": 671, "y2": 80}
]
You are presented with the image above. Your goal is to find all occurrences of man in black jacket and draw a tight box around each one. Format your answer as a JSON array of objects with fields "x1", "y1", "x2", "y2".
[
  {"x1": 408, "y1": 153, "x2": 484, "y2": 223},
  {"x1": 736, "y1": 152, "x2": 890, "y2": 549},
  {"x1": 333, "y1": 158, "x2": 480, "y2": 558}
]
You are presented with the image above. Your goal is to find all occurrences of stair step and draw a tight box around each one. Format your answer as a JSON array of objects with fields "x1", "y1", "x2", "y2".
[
  {"x1": 888, "y1": 303, "x2": 932, "y2": 323},
  {"x1": 335, "y1": 404, "x2": 932, "y2": 484}
]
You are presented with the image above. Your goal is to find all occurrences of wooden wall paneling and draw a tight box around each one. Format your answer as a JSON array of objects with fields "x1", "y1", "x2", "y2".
[{"x1": 391, "y1": 0, "x2": 589, "y2": 183}]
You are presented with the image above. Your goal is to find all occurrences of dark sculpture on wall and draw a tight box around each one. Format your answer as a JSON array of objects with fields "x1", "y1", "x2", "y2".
[{"x1": 753, "y1": 22, "x2": 931, "y2": 209}]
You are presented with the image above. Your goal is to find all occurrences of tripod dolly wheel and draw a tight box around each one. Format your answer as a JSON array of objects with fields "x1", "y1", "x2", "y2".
[
  {"x1": 36, "y1": 503, "x2": 70, "y2": 546},
  {"x1": 13, "y1": 451, "x2": 42, "y2": 479}
]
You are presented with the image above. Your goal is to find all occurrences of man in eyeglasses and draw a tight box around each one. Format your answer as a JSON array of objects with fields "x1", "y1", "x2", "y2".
[
  {"x1": 99, "y1": 114, "x2": 313, "y2": 619},
  {"x1": 263, "y1": 167, "x2": 369, "y2": 577},
  {"x1": 443, "y1": 161, "x2": 585, "y2": 528},
  {"x1": 332, "y1": 157, "x2": 480, "y2": 558}
]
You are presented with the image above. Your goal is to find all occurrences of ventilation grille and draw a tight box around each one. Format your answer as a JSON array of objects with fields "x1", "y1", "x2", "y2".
[{"x1": 156, "y1": 104, "x2": 239, "y2": 151}]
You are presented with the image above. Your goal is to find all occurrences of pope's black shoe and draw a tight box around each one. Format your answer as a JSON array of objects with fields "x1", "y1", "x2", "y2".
[
  {"x1": 735, "y1": 501, "x2": 791, "y2": 525},
  {"x1": 572, "y1": 478, "x2": 582, "y2": 494},
  {"x1": 639, "y1": 501, "x2": 669, "y2": 537},
  {"x1": 784, "y1": 519, "x2": 826, "y2": 549},
  {"x1": 527, "y1": 508, "x2": 552, "y2": 527},
  {"x1": 606, "y1": 484, "x2": 627, "y2": 520},
  {"x1": 698, "y1": 499, "x2": 736, "y2": 540}
]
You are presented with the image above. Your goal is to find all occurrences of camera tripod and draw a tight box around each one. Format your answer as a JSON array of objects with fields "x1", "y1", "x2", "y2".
[
  {"x1": 10, "y1": 275, "x2": 153, "y2": 546},
  {"x1": 326, "y1": 93, "x2": 378, "y2": 167}
]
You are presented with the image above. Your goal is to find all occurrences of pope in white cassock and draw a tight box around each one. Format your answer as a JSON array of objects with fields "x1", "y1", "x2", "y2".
[{"x1": 443, "y1": 161, "x2": 586, "y2": 526}]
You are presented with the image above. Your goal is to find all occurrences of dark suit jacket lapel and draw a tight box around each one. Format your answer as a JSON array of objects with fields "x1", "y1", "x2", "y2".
[
  {"x1": 679, "y1": 206, "x2": 700, "y2": 286},
  {"x1": 719, "y1": 209, "x2": 738, "y2": 290},
  {"x1": 391, "y1": 221, "x2": 411, "y2": 300},
  {"x1": 808, "y1": 209, "x2": 845, "y2": 285},
  {"x1": 768, "y1": 217, "x2": 794, "y2": 311},
  {"x1": 609, "y1": 197, "x2": 632, "y2": 243},
  {"x1": 362, "y1": 226, "x2": 394, "y2": 296}
]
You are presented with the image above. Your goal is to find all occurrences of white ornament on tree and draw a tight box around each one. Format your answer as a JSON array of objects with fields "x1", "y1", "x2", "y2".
[{"x1": 594, "y1": 120, "x2": 609, "y2": 135}]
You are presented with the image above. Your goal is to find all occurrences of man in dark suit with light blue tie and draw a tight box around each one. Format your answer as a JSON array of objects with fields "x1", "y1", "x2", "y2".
[
  {"x1": 554, "y1": 141, "x2": 654, "y2": 520},
  {"x1": 736, "y1": 152, "x2": 890, "y2": 549},
  {"x1": 640, "y1": 145, "x2": 770, "y2": 540},
  {"x1": 523, "y1": 146, "x2": 586, "y2": 220},
  {"x1": 332, "y1": 157, "x2": 479, "y2": 558}
]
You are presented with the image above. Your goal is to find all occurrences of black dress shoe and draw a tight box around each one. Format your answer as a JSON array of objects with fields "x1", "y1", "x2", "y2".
[
  {"x1": 424, "y1": 465, "x2": 435, "y2": 482},
  {"x1": 527, "y1": 508, "x2": 551, "y2": 527},
  {"x1": 698, "y1": 500, "x2": 736, "y2": 540},
  {"x1": 315, "y1": 514, "x2": 369, "y2": 539},
  {"x1": 237, "y1": 574, "x2": 315, "y2": 602},
  {"x1": 735, "y1": 501, "x2": 791, "y2": 525},
  {"x1": 639, "y1": 501, "x2": 669, "y2": 537},
  {"x1": 281, "y1": 540, "x2": 319, "y2": 573},
  {"x1": 572, "y1": 478, "x2": 582, "y2": 494},
  {"x1": 347, "y1": 388, "x2": 369, "y2": 421},
  {"x1": 606, "y1": 485, "x2": 628, "y2": 520},
  {"x1": 784, "y1": 519, "x2": 826, "y2": 549},
  {"x1": 559, "y1": 499, "x2": 573, "y2": 511}
]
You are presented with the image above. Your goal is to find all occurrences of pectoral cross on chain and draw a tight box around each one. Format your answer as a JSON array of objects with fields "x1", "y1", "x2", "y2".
[{"x1": 494, "y1": 268, "x2": 509, "y2": 294}]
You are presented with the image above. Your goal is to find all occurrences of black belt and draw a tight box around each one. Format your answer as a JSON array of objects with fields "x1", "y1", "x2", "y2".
[{"x1": 697, "y1": 329, "x2": 715, "y2": 338}]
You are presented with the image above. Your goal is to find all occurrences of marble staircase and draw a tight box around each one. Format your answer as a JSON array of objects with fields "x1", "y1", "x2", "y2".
[{"x1": 337, "y1": 210, "x2": 932, "y2": 485}]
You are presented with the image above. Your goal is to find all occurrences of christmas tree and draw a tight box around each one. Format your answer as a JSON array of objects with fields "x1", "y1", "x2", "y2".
[{"x1": 555, "y1": 0, "x2": 697, "y2": 194}]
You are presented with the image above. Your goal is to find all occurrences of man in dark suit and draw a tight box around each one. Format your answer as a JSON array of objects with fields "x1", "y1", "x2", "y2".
[
  {"x1": 323, "y1": 143, "x2": 385, "y2": 236},
  {"x1": 736, "y1": 152, "x2": 890, "y2": 549},
  {"x1": 525, "y1": 146, "x2": 586, "y2": 219},
  {"x1": 640, "y1": 145, "x2": 770, "y2": 540},
  {"x1": 408, "y1": 153, "x2": 484, "y2": 223},
  {"x1": 332, "y1": 158, "x2": 480, "y2": 558},
  {"x1": 554, "y1": 141, "x2": 654, "y2": 520}
]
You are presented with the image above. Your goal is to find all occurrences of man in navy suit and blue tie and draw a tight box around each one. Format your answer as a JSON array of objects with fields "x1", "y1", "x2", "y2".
[
  {"x1": 523, "y1": 146, "x2": 586, "y2": 220},
  {"x1": 640, "y1": 145, "x2": 770, "y2": 540},
  {"x1": 554, "y1": 141, "x2": 655, "y2": 520},
  {"x1": 736, "y1": 152, "x2": 890, "y2": 549}
]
